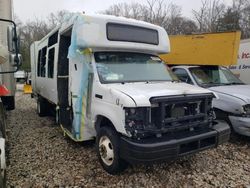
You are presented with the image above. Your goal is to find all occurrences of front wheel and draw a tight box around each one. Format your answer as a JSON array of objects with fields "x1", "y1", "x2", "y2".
[
  {"x1": 37, "y1": 97, "x2": 47, "y2": 117},
  {"x1": 96, "y1": 127, "x2": 127, "y2": 175}
]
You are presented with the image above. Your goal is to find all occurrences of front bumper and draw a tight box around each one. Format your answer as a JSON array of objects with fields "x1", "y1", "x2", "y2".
[
  {"x1": 120, "y1": 120, "x2": 230, "y2": 164},
  {"x1": 229, "y1": 116, "x2": 250, "y2": 136}
]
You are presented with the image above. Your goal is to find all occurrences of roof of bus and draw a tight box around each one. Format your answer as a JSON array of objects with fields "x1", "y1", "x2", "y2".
[{"x1": 36, "y1": 13, "x2": 170, "y2": 54}]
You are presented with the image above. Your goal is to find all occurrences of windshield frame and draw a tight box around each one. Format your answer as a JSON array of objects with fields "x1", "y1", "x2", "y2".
[
  {"x1": 189, "y1": 66, "x2": 244, "y2": 88},
  {"x1": 93, "y1": 51, "x2": 178, "y2": 84}
]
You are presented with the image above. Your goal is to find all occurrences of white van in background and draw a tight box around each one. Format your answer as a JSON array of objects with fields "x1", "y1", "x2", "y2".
[
  {"x1": 160, "y1": 32, "x2": 250, "y2": 137},
  {"x1": 172, "y1": 65, "x2": 250, "y2": 137},
  {"x1": 14, "y1": 70, "x2": 26, "y2": 82}
]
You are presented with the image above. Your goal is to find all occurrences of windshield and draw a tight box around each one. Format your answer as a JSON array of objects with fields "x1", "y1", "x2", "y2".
[
  {"x1": 94, "y1": 52, "x2": 178, "y2": 83},
  {"x1": 189, "y1": 66, "x2": 244, "y2": 87}
]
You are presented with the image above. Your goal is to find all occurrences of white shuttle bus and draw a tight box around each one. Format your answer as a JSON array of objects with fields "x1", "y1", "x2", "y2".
[{"x1": 31, "y1": 13, "x2": 230, "y2": 174}]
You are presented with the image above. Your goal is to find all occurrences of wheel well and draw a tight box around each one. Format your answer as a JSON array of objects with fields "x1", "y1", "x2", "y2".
[
  {"x1": 95, "y1": 115, "x2": 116, "y2": 132},
  {"x1": 213, "y1": 108, "x2": 229, "y2": 120}
]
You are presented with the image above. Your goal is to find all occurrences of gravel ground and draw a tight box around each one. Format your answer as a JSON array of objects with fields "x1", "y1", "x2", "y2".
[{"x1": 5, "y1": 90, "x2": 250, "y2": 187}]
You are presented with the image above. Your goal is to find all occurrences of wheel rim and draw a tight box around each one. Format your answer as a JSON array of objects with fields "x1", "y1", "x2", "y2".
[{"x1": 99, "y1": 136, "x2": 114, "y2": 166}]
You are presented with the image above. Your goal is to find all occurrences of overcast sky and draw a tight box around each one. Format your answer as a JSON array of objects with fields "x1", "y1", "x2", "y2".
[{"x1": 13, "y1": 0, "x2": 232, "y2": 22}]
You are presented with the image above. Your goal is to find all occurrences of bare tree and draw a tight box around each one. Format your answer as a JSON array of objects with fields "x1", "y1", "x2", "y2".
[
  {"x1": 15, "y1": 10, "x2": 70, "y2": 71},
  {"x1": 232, "y1": 0, "x2": 250, "y2": 38},
  {"x1": 47, "y1": 10, "x2": 70, "y2": 28},
  {"x1": 240, "y1": 4, "x2": 250, "y2": 38},
  {"x1": 103, "y1": 0, "x2": 197, "y2": 35},
  {"x1": 192, "y1": 0, "x2": 226, "y2": 32}
]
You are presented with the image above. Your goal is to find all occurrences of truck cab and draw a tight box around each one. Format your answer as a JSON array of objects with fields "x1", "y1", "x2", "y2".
[
  {"x1": 172, "y1": 65, "x2": 250, "y2": 137},
  {"x1": 31, "y1": 14, "x2": 230, "y2": 174}
]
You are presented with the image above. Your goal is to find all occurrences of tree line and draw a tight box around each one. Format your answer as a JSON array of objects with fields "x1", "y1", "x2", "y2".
[
  {"x1": 16, "y1": 0, "x2": 250, "y2": 71},
  {"x1": 104, "y1": 0, "x2": 250, "y2": 37}
]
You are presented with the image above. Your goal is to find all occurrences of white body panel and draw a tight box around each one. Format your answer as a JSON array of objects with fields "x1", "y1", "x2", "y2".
[
  {"x1": 172, "y1": 65, "x2": 250, "y2": 136},
  {"x1": 229, "y1": 39, "x2": 250, "y2": 84},
  {"x1": 107, "y1": 82, "x2": 211, "y2": 107},
  {"x1": 31, "y1": 14, "x2": 214, "y2": 141},
  {"x1": 31, "y1": 35, "x2": 59, "y2": 104}
]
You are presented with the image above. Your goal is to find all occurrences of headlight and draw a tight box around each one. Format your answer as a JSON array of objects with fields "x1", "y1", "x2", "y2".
[
  {"x1": 124, "y1": 107, "x2": 148, "y2": 135},
  {"x1": 243, "y1": 104, "x2": 250, "y2": 115}
]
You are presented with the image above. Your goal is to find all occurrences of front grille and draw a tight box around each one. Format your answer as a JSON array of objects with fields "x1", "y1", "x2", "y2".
[{"x1": 149, "y1": 93, "x2": 214, "y2": 132}]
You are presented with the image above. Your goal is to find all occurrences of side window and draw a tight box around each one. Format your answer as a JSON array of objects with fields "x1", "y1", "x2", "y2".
[
  {"x1": 48, "y1": 31, "x2": 58, "y2": 47},
  {"x1": 37, "y1": 50, "x2": 41, "y2": 77},
  {"x1": 41, "y1": 47, "x2": 47, "y2": 77},
  {"x1": 48, "y1": 48, "x2": 55, "y2": 78},
  {"x1": 173, "y1": 68, "x2": 193, "y2": 84}
]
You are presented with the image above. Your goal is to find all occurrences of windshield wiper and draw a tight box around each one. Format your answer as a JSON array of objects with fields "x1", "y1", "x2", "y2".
[
  {"x1": 200, "y1": 82, "x2": 222, "y2": 87},
  {"x1": 145, "y1": 80, "x2": 173, "y2": 84},
  {"x1": 222, "y1": 82, "x2": 244, "y2": 85}
]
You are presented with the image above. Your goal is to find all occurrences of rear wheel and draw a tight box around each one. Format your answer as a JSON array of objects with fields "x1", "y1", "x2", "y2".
[
  {"x1": 96, "y1": 127, "x2": 127, "y2": 175},
  {"x1": 1, "y1": 96, "x2": 15, "y2": 111},
  {"x1": 37, "y1": 97, "x2": 48, "y2": 117}
]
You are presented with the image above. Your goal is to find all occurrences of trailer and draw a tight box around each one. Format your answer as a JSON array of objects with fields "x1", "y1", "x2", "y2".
[
  {"x1": 161, "y1": 32, "x2": 250, "y2": 137},
  {"x1": 31, "y1": 13, "x2": 230, "y2": 174},
  {"x1": 229, "y1": 39, "x2": 250, "y2": 84}
]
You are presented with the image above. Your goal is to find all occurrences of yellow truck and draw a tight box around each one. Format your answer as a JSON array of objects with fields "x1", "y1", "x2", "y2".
[
  {"x1": 161, "y1": 32, "x2": 250, "y2": 137},
  {"x1": 160, "y1": 31, "x2": 241, "y2": 66}
]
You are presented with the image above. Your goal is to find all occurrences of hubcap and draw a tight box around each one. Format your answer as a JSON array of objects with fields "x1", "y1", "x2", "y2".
[{"x1": 99, "y1": 136, "x2": 114, "y2": 166}]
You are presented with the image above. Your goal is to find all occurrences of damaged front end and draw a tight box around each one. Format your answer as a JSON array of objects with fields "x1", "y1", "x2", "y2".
[
  {"x1": 121, "y1": 93, "x2": 230, "y2": 164},
  {"x1": 125, "y1": 93, "x2": 215, "y2": 139}
]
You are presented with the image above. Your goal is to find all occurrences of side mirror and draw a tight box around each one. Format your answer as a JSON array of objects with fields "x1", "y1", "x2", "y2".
[
  {"x1": 7, "y1": 25, "x2": 20, "y2": 53},
  {"x1": 9, "y1": 54, "x2": 22, "y2": 66},
  {"x1": 0, "y1": 19, "x2": 20, "y2": 74}
]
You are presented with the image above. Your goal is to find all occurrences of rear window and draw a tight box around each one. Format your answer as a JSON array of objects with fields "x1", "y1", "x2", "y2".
[{"x1": 107, "y1": 23, "x2": 159, "y2": 45}]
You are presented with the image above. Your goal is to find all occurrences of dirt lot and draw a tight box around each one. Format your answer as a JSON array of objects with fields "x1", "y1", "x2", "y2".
[{"x1": 5, "y1": 90, "x2": 250, "y2": 187}]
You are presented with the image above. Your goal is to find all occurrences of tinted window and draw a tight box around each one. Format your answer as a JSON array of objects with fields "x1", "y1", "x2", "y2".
[
  {"x1": 48, "y1": 31, "x2": 58, "y2": 47},
  {"x1": 48, "y1": 48, "x2": 55, "y2": 78},
  {"x1": 40, "y1": 47, "x2": 47, "y2": 77},
  {"x1": 37, "y1": 50, "x2": 41, "y2": 77},
  {"x1": 189, "y1": 66, "x2": 243, "y2": 87},
  {"x1": 107, "y1": 23, "x2": 159, "y2": 45}
]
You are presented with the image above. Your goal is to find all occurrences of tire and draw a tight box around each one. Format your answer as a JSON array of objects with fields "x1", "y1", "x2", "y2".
[
  {"x1": 214, "y1": 108, "x2": 236, "y2": 136},
  {"x1": 1, "y1": 96, "x2": 15, "y2": 111},
  {"x1": 37, "y1": 97, "x2": 48, "y2": 117},
  {"x1": 96, "y1": 127, "x2": 127, "y2": 175},
  {"x1": 0, "y1": 169, "x2": 6, "y2": 188}
]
